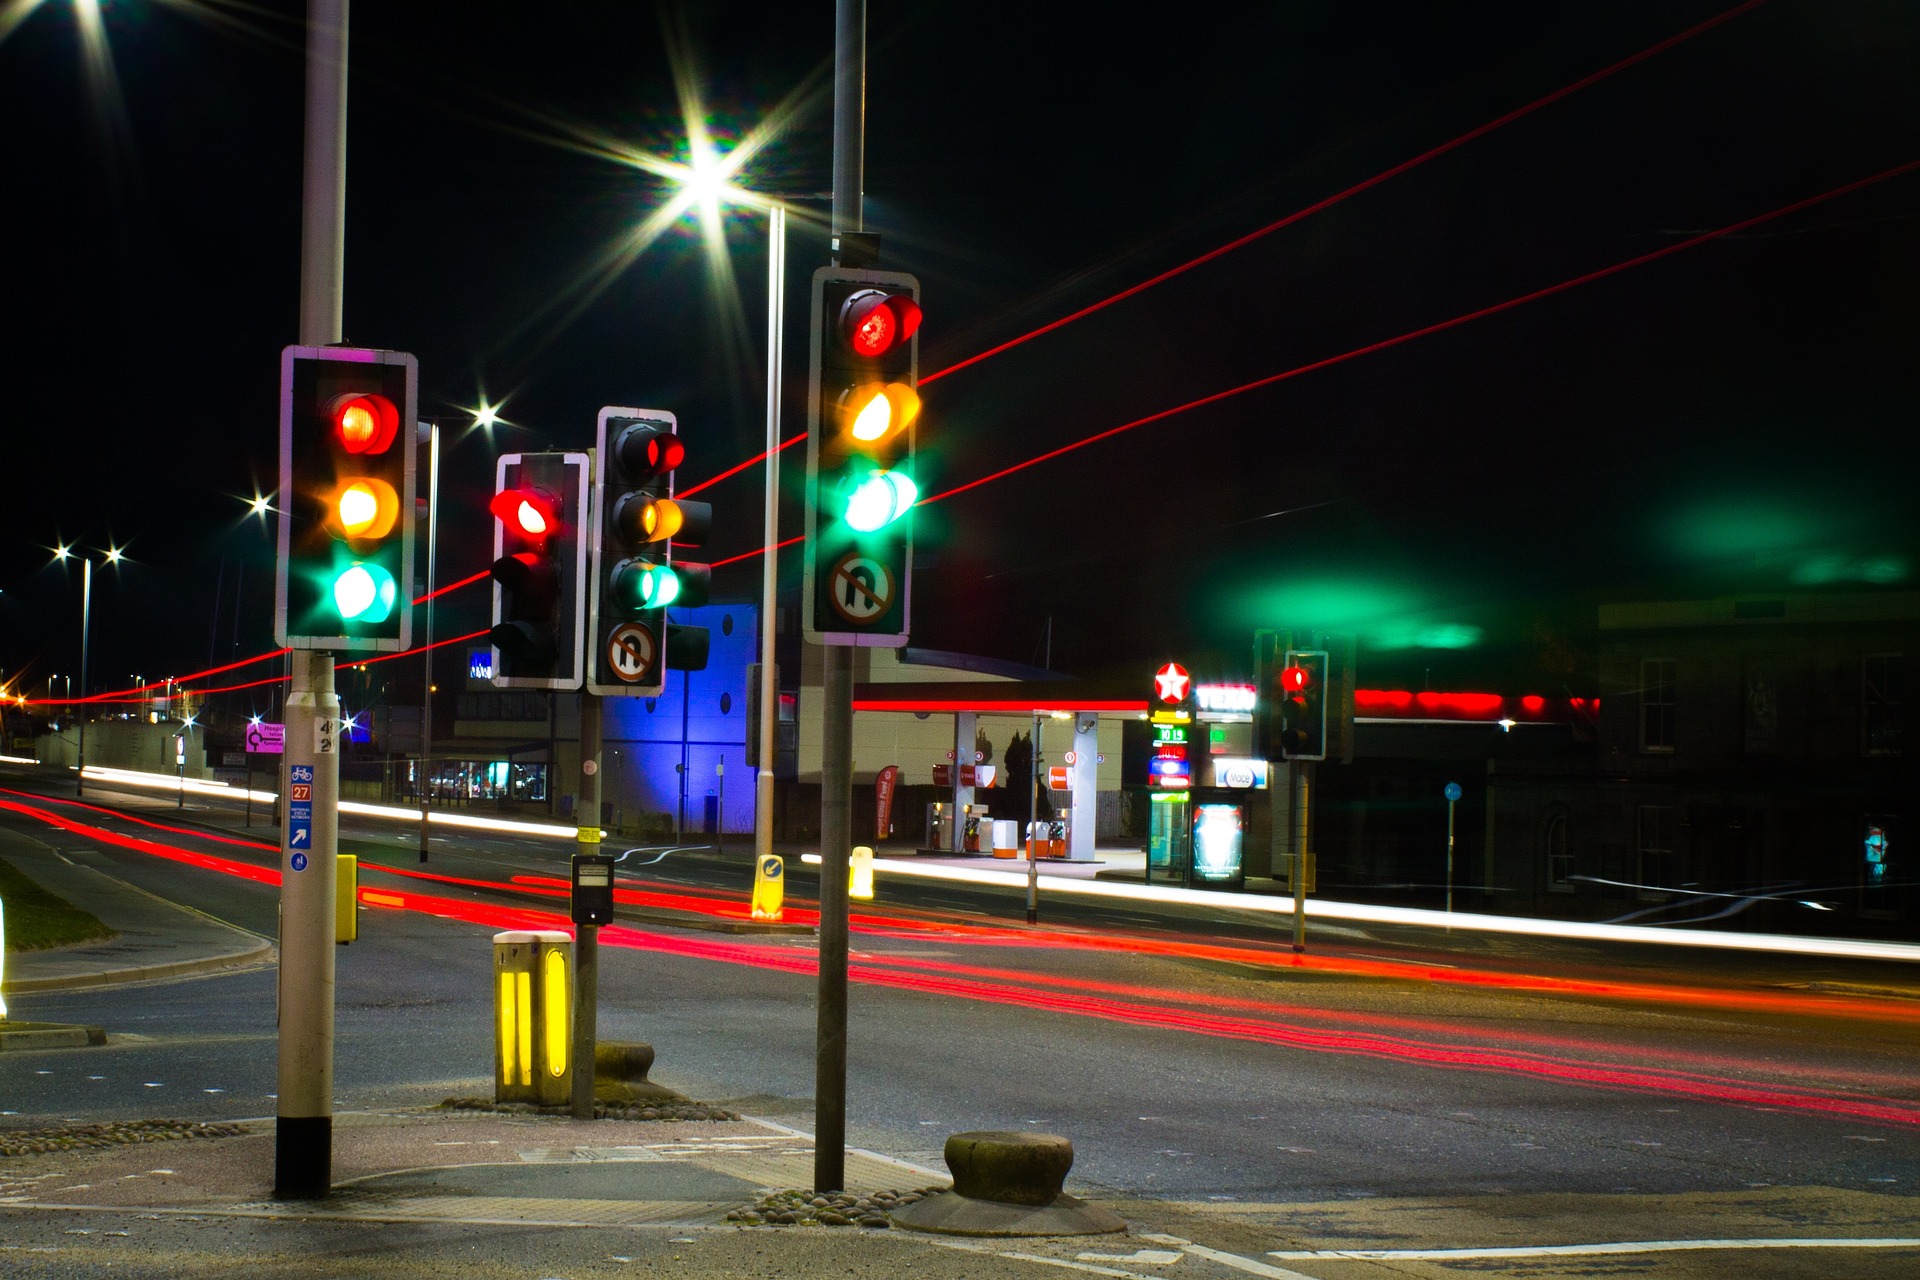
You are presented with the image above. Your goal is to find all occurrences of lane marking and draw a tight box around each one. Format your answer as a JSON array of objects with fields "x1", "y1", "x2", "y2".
[
  {"x1": 1185, "y1": 1244, "x2": 1318, "y2": 1278},
  {"x1": 1000, "y1": 1252, "x2": 1149, "y2": 1279},
  {"x1": 1269, "y1": 1237, "x2": 1920, "y2": 1261}
]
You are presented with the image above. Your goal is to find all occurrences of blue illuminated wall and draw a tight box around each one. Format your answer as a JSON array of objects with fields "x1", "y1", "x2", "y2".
[{"x1": 599, "y1": 603, "x2": 757, "y2": 835}]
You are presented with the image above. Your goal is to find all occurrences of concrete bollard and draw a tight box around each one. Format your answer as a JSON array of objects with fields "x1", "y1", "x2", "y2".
[{"x1": 890, "y1": 1129, "x2": 1126, "y2": 1237}]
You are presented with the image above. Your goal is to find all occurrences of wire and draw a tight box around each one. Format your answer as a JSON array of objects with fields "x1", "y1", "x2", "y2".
[
  {"x1": 917, "y1": 0, "x2": 1771, "y2": 388},
  {"x1": 916, "y1": 157, "x2": 1920, "y2": 507}
]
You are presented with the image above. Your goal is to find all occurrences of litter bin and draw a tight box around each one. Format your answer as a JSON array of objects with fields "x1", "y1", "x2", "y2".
[
  {"x1": 703, "y1": 792, "x2": 719, "y2": 835},
  {"x1": 991, "y1": 819, "x2": 1019, "y2": 858}
]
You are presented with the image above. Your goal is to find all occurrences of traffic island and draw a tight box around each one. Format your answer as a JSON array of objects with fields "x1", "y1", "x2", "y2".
[
  {"x1": 890, "y1": 1130, "x2": 1127, "y2": 1237},
  {"x1": 0, "y1": 1020, "x2": 107, "y2": 1051}
]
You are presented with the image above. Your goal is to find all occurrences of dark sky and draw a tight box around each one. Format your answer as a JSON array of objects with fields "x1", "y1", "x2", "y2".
[{"x1": 3, "y1": 0, "x2": 1916, "y2": 704}]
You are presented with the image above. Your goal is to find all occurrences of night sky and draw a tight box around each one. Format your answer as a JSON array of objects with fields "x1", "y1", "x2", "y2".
[{"x1": 3, "y1": 0, "x2": 1916, "y2": 706}]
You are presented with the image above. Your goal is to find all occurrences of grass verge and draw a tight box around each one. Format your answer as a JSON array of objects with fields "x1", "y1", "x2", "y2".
[{"x1": 0, "y1": 856, "x2": 118, "y2": 952}]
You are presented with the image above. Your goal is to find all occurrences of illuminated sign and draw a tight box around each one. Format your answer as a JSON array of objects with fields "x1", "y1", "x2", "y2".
[
  {"x1": 469, "y1": 648, "x2": 495, "y2": 681},
  {"x1": 1210, "y1": 757, "x2": 1268, "y2": 789},
  {"x1": 1192, "y1": 803, "x2": 1245, "y2": 883},
  {"x1": 1196, "y1": 683, "x2": 1257, "y2": 714},
  {"x1": 1153, "y1": 662, "x2": 1191, "y2": 705},
  {"x1": 1150, "y1": 716, "x2": 1190, "y2": 787}
]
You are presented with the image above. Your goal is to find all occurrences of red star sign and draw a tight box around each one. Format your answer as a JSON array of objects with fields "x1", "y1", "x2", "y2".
[{"x1": 1154, "y1": 662, "x2": 1191, "y2": 704}]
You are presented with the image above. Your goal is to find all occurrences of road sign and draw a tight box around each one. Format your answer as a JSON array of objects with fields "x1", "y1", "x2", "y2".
[
  {"x1": 291, "y1": 784, "x2": 311, "y2": 802},
  {"x1": 605, "y1": 622, "x2": 656, "y2": 684},
  {"x1": 827, "y1": 553, "x2": 894, "y2": 624},
  {"x1": 290, "y1": 851, "x2": 309, "y2": 872},
  {"x1": 1445, "y1": 781, "x2": 1463, "y2": 802},
  {"x1": 246, "y1": 723, "x2": 285, "y2": 754},
  {"x1": 290, "y1": 764, "x2": 313, "y2": 783}
]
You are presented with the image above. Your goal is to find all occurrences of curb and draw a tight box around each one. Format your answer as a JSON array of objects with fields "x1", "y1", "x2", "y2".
[{"x1": 5, "y1": 939, "x2": 278, "y2": 994}]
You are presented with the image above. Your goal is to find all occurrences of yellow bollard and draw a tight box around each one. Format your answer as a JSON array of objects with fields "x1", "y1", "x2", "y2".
[
  {"x1": 750, "y1": 854, "x2": 785, "y2": 921},
  {"x1": 492, "y1": 929, "x2": 573, "y2": 1104},
  {"x1": 335, "y1": 854, "x2": 358, "y2": 944},
  {"x1": 849, "y1": 845, "x2": 875, "y2": 900}
]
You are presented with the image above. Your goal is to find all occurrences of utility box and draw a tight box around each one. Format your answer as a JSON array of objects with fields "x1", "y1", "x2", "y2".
[
  {"x1": 492, "y1": 930, "x2": 573, "y2": 1105},
  {"x1": 570, "y1": 854, "x2": 615, "y2": 926}
]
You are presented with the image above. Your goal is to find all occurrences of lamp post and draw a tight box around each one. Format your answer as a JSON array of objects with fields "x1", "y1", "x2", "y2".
[
  {"x1": 53, "y1": 543, "x2": 121, "y2": 796},
  {"x1": 659, "y1": 162, "x2": 787, "y2": 870}
]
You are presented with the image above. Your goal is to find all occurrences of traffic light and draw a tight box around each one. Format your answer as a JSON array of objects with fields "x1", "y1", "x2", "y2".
[
  {"x1": 803, "y1": 268, "x2": 920, "y2": 645},
  {"x1": 489, "y1": 452, "x2": 590, "y2": 689},
  {"x1": 587, "y1": 407, "x2": 711, "y2": 697},
  {"x1": 1275, "y1": 649, "x2": 1329, "y2": 761},
  {"x1": 277, "y1": 345, "x2": 418, "y2": 651}
]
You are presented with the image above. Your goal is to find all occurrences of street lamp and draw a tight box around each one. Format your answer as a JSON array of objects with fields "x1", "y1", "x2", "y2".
[
  {"x1": 661, "y1": 147, "x2": 787, "y2": 873},
  {"x1": 51, "y1": 541, "x2": 123, "y2": 796}
]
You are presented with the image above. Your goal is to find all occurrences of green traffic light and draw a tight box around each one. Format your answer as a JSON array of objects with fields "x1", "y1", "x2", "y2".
[
  {"x1": 332, "y1": 563, "x2": 398, "y2": 623},
  {"x1": 843, "y1": 470, "x2": 917, "y2": 533}
]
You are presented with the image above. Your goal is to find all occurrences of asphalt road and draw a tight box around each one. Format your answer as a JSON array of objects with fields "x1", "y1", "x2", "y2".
[{"x1": 3, "y1": 769, "x2": 1917, "y2": 1276}]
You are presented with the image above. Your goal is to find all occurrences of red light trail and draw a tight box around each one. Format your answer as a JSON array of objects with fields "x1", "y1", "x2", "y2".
[
  {"x1": 917, "y1": 0, "x2": 1773, "y2": 389},
  {"x1": 3, "y1": 791, "x2": 1913, "y2": 1128},
  {"x1": 671, "y1": 1, "x2": 1770, "y2": 505},
  {"x1": 917, "y1": 157, "x2": 1920, "y2": 508}
]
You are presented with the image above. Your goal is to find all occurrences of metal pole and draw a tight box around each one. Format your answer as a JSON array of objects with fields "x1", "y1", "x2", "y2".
[
  {"x1": 1026, "y1": 718, "x2": 1040, "y2": 925},
  {"x1": 571, "y1": 692, "x2": 603, "y2": 1120},
  {"x1": 715, "y1": 756, "x2": 725, "y2": 855},
  {"x1": 814, "y1": 0, "x2": 864, "y2": 1198},
  {"x1": 678, "y1": 660, "x2": 691, "y2": 843},
  {"x1": 755, "y1": 203, "x2": 786, "y2": 876},
  {"x1": 1446, "y1": 797, "x2": 1456, "y2": 915},
  {"x1": 418, "y1": 421, "x2": 439, "y2": 862},
  {"x1": 1291, "y1": 761, "x2": 1309, "y2": 953},
  {"x1": 76, "y1": 558, "x2": 90, "y2": 796},
  {"x1": 277, "y1": 0, "x2": 348, "y2": 1201},
  {"x1": 275, "y1": 651, "x2": 339, "y2": 1197}
]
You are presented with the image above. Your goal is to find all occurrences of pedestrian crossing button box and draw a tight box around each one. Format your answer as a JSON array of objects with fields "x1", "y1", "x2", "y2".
[{"x1": 571, "y1": 853, "x2": 615, "y2": 926}]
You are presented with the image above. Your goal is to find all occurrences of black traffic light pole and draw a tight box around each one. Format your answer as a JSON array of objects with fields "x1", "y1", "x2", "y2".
[{"x1": 813, "y1": 0, "x2": 864, "y2": 1198}]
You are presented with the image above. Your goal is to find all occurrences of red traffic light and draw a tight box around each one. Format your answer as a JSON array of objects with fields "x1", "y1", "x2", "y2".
[
  {"x1": 490, "y1": 487, "x2": 559, "y2": 541},
  {"x1": 330, "y1": 392, "x2": 400, "y2": 455},
  {"x1": 1279, "y1": 665, "x2": 1312, "y2": 693},
  {"x1": 613, "y1": 422, "x2": 685, "y2": 481},
  {"x1": 840, "y1": 290, "x2": 922, "y2": 358}
]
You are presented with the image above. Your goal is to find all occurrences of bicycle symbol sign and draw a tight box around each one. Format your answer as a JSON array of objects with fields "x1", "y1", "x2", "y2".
[
  {"x1": 829, "y1": 553, "x2": 894, "y2": 625},
  {"x1": 606, "y1": 622, "x2": 656, "y2": 683}
]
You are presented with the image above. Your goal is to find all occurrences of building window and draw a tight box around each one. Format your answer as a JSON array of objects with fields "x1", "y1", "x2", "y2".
[
  {"x1": 1640, "y1": 658, "x2": 1676, "y2": 753},
  {"x1": 1864, "y1": 654, "x2": 1904, "y2": 756},
  {"x1": 1636, "y1": 805, "x2": 1676, "y2": 901}
]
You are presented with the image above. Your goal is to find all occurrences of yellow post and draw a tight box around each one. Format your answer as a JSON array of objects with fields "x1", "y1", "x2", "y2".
[
  {"x1": 334, "y1": 854, "x2": 358, "y2": 944},
  {"x1": 533, "y1": 932, "x2": 572, "y2": 1106},
  {"x1": 1, "y1": 897, "x2": 9, "y2": 1020},
  {"x1": 494, "y1": 931, "x2": 535, "y2": 1101},
  {"x1": 750, "y1": 854, "x2": 785, "y2": 921},
  {"x1": 849, "y1": 845, "x2": 875, "y2": 900}
]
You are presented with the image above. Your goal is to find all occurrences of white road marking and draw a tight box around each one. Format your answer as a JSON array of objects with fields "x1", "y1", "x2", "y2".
[
  {"x1": 1001, "y1": 1251, "x2": 1149, "y2": 1279},
  {"x1": 1269, "y1": 1238, "x2": 1920, "y2": 1261},
  {"x1": 1076, "y1": 1249, "x2": 1184, "y2": 1265},
  {"x1": 1183, "y1": 1244, "x2": 1318, "y2": 1279}
]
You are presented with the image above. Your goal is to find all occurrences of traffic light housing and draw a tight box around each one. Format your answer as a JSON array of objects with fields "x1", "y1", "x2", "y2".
[
  {"x1": 490, "y1": 451, "x2": 590, "y2": 689},
  {"x1": 587, "y1": 407, "x2": 711, "y2": 696},
  {"x1": 276, "y1": 345, "x2": 418, "y2": 651},
  {"x1": 803, "y1": 268, "x2": 920, "y2": 645},
  {"x1": 1275, "y1": 649, "x2": 1329, "y2": 761}
]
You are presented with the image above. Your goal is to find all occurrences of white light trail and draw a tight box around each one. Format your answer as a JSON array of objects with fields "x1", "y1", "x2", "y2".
[{"x1": 799, "y1": 854, "x2": 1920, "y2": 964}]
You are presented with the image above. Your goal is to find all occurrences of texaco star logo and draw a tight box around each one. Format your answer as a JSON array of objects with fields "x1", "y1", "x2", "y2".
[{"x1": 1154, "y1": 662, "x2": 1191, "y2": 704}]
